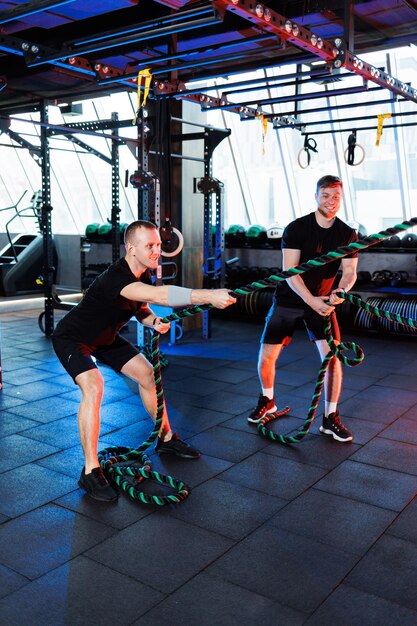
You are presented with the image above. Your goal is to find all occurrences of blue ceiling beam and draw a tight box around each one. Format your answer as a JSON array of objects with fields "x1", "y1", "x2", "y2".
[{"x1": 0, "y1": 0, "x2": 76, "y2": 25}]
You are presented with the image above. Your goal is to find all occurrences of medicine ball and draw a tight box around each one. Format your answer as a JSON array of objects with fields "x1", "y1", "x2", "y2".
[
  {"x1": 401, "y1": 233, "x2": 417, "y2": 249},
  {"x1": 384, "y1": 235, "x2": 401, "y2": 248},
  {"x1": 97, "y1": 223, "x2": 113, "y2": 241},
  {"x1": 246, "y1": 225, "x2": 267, "y2": 247},
  {"x1": 266, "y1": 223, "x2": 283, "y2": 239},
  {"x1": 85, "y1": 223, "x2": 100, "y2": 241},
  {"x1": 225, "y1": 224, "x2": 246, "y2": 248}
]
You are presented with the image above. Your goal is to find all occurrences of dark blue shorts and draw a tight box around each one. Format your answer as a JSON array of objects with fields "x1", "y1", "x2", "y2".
[
  {"x1": 261, "y1": 302, "x2": 340, "y2": 345},
  {"x1": 52, "y1": 334, "x2": 140, "y2": 382}
]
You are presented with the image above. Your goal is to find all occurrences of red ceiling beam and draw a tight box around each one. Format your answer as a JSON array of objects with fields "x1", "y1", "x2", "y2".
[{"x1": 212, "y1": 0, "x2": 417, "y2": 104}]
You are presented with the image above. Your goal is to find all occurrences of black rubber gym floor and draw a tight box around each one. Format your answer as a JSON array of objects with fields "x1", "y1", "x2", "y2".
[{"x1": 0, "y1": 309, "x2": 417, "y2": 625}]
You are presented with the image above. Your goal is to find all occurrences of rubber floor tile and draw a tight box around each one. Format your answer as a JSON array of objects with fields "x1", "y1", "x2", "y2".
[
  {"x1": 0, "y1": 411, "x2": 39, "y2": 438},
  {"x1": 263, "y1": 432, "x2": 360, "y2": 470},
  {"x1": 163, "y1": 375, "x2": 229, "y2": 397},
  {"x1": 0, "y1": 434, "x2": 59, "y2": 473},
  {"x1": 207, "y1": 525, "x2": 359, "y2": 613},
  {"x1": 194, "y1": 366, "x2": 254, "y2": 384},
  {"x1": 0, "y1": 563, "x2": 28, "y2": 601},
  {"x1": 35, "y1": 438, "x2": 109, "y2": 479},
  {"x1": 336, "y1": 397, "x2": 406, "y2": 423},
  {"x1": 269, "y1": 489, "x2": 396, "y2": 554},
  {"x1": 190, "y1": 390, "x2": 258, "y2": 414},
  {"x1": 131, "y1": 572, "x2": 305, "y2": 626},
  {"x1": 6, "y1": 395, "x2": 80, "y2": 422},
  {"x1": 1, "y1": 380, "x2": 71, "y2": 401},
  {"x1": 386, "y1": 495, "x2": 417, "y2": 545},
  {"x1": 0, "y1": 464, "x2": 75, "y2": 517},
  {"x1": 3, "y1": 367, "x2": 55, "y2": 386},
  {"x1": 351, "y1": 437, "x2": 417, "y2": 475},
  {"x1": 189, "y1": 425, "x2": 268, "y2": 463},
  {"x1": 21, "y1": 416, "x2": 114, "y2": 449},
  {"x1": 305, "y1": 584, "x2": 417, "y2": 626},
  {"x1": 346, "y1": 534, "x2": 417, "y2": 611},
  {"x1": 376, "y1": 373, "x2": 417, "y2": 392},
  {"x1": 218, "y1": 451, "x2": 327, "y2": 500},
  {"x1": 159, "y1": 405, "x2": 232, "y2": 435},
  {"x1": 167, "y1": 477, "x2": 287, "y2": 540},
  {"x1": 347, "y1": 385, "x2": 417, "y2": 409},
  {"x1": 54, "y1": 488, "x2": 155, "y2": 530},
  {"x1": 0, "y1": 504, "x2": 115, "y2": 579},
  {"x1": 86, "y1": 514, "x2": 234, "y2": 593},
  {"x1": 315, "y1": 460, "x2": 417, "y2": 511},
  {"x1": 0, "y1": 556, "x2": 164, "y2": 626},
  {"x1": 379, "y1": 417, "x2": 417, "y2": 446},
  {"x1": 58, "y1": 385, "x2": 133, "y2": 405},
  {"x1": 149, "y1": 452, "x2": 232, "y2": 489}
]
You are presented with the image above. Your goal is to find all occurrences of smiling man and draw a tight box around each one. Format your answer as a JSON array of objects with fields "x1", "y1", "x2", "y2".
[
  {"x1": 248, "y1": 175, "x2": 358, "y2": 443},
  {"x1": 52, "y1": 220, "x2": 236, "y2": 501}
]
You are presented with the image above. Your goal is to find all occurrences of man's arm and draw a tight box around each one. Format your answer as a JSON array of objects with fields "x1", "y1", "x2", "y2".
[
  {"x1": 329, "y1": 257, "x2": 358, "y2": 304},
  {"x1": 283, "y1": 248, "x2": 335, "y2": 316},
  {"x1": 120, "y1": 282, "x2": 236, "y2": 309},
  {"x1": 136, "y1": 305, "x2": 171, "y2": 334}
]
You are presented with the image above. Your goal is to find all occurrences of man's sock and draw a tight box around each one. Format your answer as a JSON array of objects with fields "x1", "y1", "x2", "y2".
[
  {"x1": 262, "y1": 387, "x2": 274, "y2": 400},
  {"x1": 325, "y1": 401, "x2": 337, "y2": 417}
]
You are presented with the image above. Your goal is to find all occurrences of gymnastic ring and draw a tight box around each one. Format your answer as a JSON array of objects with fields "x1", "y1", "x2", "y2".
[
  {"x1": 297, "y1": 147, "x2": 311, "y2": 169},
  {"x1": 344, "y1": 144, "x2": 365, "y2": 166},
  {"x1": 160, "y1": 226, "x2": 184, "y2": 258}
]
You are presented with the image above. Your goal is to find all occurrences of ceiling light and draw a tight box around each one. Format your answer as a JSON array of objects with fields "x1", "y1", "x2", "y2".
[{"x1": 255, "y1": 4, "x2": 264, "y2": 18}]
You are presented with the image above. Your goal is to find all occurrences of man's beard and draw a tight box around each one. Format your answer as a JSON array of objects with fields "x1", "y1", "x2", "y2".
[{"x1": 317, "y1": 206, "x2": 337, "y2": 218}]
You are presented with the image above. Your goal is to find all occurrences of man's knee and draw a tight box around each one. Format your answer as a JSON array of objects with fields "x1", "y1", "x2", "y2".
[
  {"x1": 76, "y1": 368, "x2": 104, "y2": 400},
  {"x1": 122, "y1": 354, "x2": 154, "y2": 387},
  {"x1": 259, "y1": 343, "x2": 283, "y2": 366}
]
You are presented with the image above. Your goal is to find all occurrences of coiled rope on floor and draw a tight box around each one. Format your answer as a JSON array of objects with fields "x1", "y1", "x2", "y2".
[{"x1": 98, "y1": 218, "x2": 417, "y2": 502}]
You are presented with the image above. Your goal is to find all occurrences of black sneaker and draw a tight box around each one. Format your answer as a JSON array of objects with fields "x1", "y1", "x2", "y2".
[
  {"x1": 319, "y1": 411, "x2": 353, "y2": 443},
  {"x1": 248, "y1": 394, "x2": 277, "y2": 424},
  {"x1": 155, "y1": 432, "x2": 200, "y2": 459},
  {"x1": 78, "y1": 466, "x2": 118, "y2": 502}
]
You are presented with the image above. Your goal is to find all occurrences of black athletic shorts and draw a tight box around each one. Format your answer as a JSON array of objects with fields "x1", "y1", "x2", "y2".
[
  {"x1": 261, "y1": 302, "x2": 340, "y2": 345},
  {"x1": 52, "y1": 333, "x2": 140, "y2": 382}
]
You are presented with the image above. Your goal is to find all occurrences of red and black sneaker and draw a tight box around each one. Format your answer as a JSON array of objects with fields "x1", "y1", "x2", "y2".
[
  {"x1": 248, "y1": 394, "x2": 277, "y2": 424},
  {"x1": 319, "y1": 411, "x2": 353, "y2": 443}
]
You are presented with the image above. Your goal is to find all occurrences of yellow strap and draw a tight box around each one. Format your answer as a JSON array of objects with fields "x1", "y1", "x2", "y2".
[
  {"x1": 376, "y1": 113, "x2": 391, "y2": 146},
  {"x1": 259, "y1": 114, "x2": 268, "y2": 154},
  {"x1": 132, "y1": 68, "x2": 153, "y2": 125}
]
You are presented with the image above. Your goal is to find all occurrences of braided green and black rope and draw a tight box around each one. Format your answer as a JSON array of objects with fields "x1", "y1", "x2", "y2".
[
  {"x1": 258, "y1": 315, "x2": 365, "y2": 444},
  {"x1": 343, "y1": 292, "x2": 417, "y2": 330},
  {"x1": 257, "y1": 288, "x2": 417, "y2": 444},
  {"x1": 98, "y1": 330, "x2": 190, "y2": 506},
  {"x1": 153, "y1": 218, "x2": 417, "y2": 327},
  {"x1": 98, "y1": 218, "x2": 417, "y2": 501}
]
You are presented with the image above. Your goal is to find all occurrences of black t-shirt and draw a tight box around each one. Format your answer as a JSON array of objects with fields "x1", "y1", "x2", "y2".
[
  {"x1": 53, "y1": 258, "x2": 152, "y2": 345},
  {"x1": 276, "y1": 212, "x2": 357, "y2": 304}
]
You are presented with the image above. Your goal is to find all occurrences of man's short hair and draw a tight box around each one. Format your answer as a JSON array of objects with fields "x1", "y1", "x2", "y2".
[
  {"x1": 316, "y1": 175, "x2": 343, "y2": 194},
  {"x1": 124, "y1": 220, "x2": 156, "y2": 244}
]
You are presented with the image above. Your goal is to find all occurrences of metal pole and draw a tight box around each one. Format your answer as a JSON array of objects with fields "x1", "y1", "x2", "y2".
[
  {"x1": 40, "y1": 100, "x2": 55, "y2": 336},
  {"x1": 111, "y1": 111, "x2": 120, "y2": 263}
]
